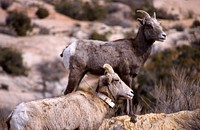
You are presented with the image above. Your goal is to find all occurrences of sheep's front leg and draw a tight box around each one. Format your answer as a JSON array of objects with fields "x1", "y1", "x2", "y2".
[
  {"x1": 119, "y1": 74, "x2": 133, "y2": 114},
  {"x1": 64, "y1": 68, "x2": 86, "y2": 95},
  {"x1": 120, "y1": 75, "x2": 136, "y2": 122}
]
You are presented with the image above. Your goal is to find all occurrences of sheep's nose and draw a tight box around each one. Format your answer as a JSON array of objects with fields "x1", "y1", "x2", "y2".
[
  {"x1": 162, "y1": 32, "x2": 166, "y2": 38},
  {"x1": 131, "y1": 90, "x2": 134, "y2": 95}
]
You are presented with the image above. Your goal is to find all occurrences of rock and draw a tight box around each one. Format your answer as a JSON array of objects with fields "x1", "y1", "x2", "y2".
[{"x1": 99, "y1": 109, "x2": 200, "y2": 130}]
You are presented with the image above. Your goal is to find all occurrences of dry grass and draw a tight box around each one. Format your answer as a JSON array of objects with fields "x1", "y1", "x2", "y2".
[{"x1": 153, "y1": 68, "x2": 200, "y2": 113}]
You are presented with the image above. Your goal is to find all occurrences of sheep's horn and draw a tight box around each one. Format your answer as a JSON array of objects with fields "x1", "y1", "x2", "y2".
[
  {"x1": 136, "y1": 10, "x2": 151, "y2": 18},
  {"x1": 103, "y1": 64, "x2": 114, "y2": 74}
]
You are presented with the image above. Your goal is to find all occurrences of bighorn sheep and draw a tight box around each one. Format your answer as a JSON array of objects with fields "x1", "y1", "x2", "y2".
[
  {"x1": 7, "y1": 64, "x2": 134, "y2": 130},
  {"x1": 60, "y1": 10, "x2": 166, "y2": 114}
]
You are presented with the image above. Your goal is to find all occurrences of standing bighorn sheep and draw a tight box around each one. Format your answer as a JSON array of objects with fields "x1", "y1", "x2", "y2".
[
  {"x1": 7, "y1": 64, "x2": 134, "y2": 130},
  {"x1": 60, "y1": 10, "x2": 166, "y2": 114}
]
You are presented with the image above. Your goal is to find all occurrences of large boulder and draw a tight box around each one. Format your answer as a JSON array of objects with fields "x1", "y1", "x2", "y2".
[{"x1": 99, "y1": 109, "x2": 200, "y2": 130}]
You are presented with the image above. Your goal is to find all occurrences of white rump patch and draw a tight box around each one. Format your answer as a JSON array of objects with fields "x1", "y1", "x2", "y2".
[
  {"x1": 10, "y1": 102, "x2": 29, "y2": 130},
  {"x1": 63, "y1": 41, "x2": 77, "y2": 69}
]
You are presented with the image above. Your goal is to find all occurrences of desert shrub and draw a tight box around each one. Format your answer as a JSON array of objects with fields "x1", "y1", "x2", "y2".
[
  {"x1": 55, "y1": 0, "x2": 108, "y2": 21},
  {"x1": 6, "y1": 12, "x2": 32, "y2": 36},
  {"x1": 154, "y1": 8, "x2": 179, "y2": 20},
  {"x1": 135, "y1": 68, "x2": 200, "y2": 114},
  {"x1": 191, "y1": 19, "x2": 200, "y2": 28},
  {"x1": 191, "y1": 38, "x2": 200, "y2": 49},
  {"x1": 174, "y1": 46, "x2": 200, "y2": 79},
  {"x1": 131, "y1": 1, "x2": 155, "y2": 18},
  {"x1": 153, "y1": 69, "x2": 200, "y2": 113},
  {"x1": 112, "y1": 0, "x2": 178, "y2": 20},
  {"x1": 104, "y1": 16, "x2": 131, "y2": 27},
  {"x1": 90, "y1": 32, "x2": 107, "y2": 41},
  {"x1": 36, "y1": 7, "x2": 49, "y2": 19},
  {"x1": 37, "y1": 59, "x2": 66, "y2": 81},
  {"x1": 146, "y1": 49, "x2": 179, "y2": 85},
  {"x1": 0, "y1": 0, "x2": 13, "y2": 10},
  {"x1": 0, "y1": 47, "x2": 27, "y2": 76},
  {"x1": 134, "y1": 45, "x2": 200, "y2": 114},
  {"x1": 146, "y1": 45, "x2": 200, "y2": 83},
  {"x1": 131, "y1": 3, "x2": 178, "y2": 20},
  {"x1": 172, "y1": 24, "x2": 184, "y2": 32}
]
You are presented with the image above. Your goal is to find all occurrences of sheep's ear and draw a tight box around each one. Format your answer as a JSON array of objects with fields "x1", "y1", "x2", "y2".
[
  {"x1": 101, "y1": 74, "x2": 112, "y2": 85},
  {"x1": 98, "y1": 76, "x2": 108, "y2": 86},
  {"x1": 137, "y1": 18, "x2": 145, "y2": 25}
]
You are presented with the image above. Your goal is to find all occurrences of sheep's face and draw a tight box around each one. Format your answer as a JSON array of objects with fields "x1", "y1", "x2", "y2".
[
  {"x1": 143, "y1": 17, "x2": 166, "y2": 42},
  {"x1": 137, "y1": 10, "x2": 166, "y2": 42},
  {"x1": 98, "y1": 73, "x2": 134, "y2": 100}
]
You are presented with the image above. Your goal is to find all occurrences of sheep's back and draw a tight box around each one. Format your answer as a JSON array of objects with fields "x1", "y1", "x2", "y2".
[{"x1": 10, "y1": 91, "x2": 108, "y2": 130}]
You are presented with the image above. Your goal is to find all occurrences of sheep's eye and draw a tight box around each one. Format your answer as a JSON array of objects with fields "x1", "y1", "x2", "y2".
[
  {"x1": 146, "y1": 24, "x2": 153, "y2": 29},
  {"x1": 112, "y1": 79, "x2": 119, "y2": 82}
]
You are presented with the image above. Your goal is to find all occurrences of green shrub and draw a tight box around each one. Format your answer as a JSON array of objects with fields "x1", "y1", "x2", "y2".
[
  {"x1": 6, "y1": 12, "x2": 32, "y2": 36},
  {"x1": 36, "y1": 7, "x2": 49, "y2": 19},
  {"x1": 55, "y1": 0, "x2": 108, "y2": 21},
  {"x1": 144, "y1": 45, "x2": 200, "y2": 86},
  {"x1": 174, "y1": 46, "x2": 200, "y2": 77},
  {"x1": 90, "y1": 32, "x2": 107, "y2": 41},
  {"x1": 0, "y1": 47, "x2": 27, "y2": 76}
]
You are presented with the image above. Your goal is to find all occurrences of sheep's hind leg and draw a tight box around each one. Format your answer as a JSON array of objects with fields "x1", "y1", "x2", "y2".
[{"x1": 64, "y1": 69, "x2": 86, "y2": 95}]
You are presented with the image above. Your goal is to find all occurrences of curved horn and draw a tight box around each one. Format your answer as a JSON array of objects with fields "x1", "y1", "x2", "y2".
[
  {"x1": 103, "y1": 64, "x2": 114, "y2": 74},
  {"x1": 136, "y1": 10, "x2": 151, "y2": 18}
]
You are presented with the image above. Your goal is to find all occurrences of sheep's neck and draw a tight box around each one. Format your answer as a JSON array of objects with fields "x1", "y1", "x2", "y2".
[
  {"x1": 97, "y1": 85, "x2": 115, "y2": 107},
  {"x1": 132, "y1": 26, "x2": 154, "y2": 56},
  {"x1": 97, "y1": 92, "x2": 115, "y2": 108}
]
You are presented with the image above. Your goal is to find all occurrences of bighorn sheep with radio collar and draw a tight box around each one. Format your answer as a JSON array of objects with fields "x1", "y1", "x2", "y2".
[{"x1": 7, "y1": 64, "x2": 134, "y2": 130}]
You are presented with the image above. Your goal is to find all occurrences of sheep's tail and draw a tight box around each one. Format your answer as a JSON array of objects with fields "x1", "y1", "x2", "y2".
[
  {"x1": 103, "y1": 64, "x2": 114, "y2": 74},
  {"x1": 60, "y1": 49, "x2": 64, "y2": 57},
  {"x1": 60, "y1": 52, "x2": 63, "y2": 57},
  {"x1": 60, "y1": 45, "x2": 70, "y2": 57}
]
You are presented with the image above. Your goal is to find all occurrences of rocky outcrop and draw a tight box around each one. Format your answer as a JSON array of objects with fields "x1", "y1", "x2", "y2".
[{"x1": 99, "y1": 109, "x2": 200, "y2": 130}]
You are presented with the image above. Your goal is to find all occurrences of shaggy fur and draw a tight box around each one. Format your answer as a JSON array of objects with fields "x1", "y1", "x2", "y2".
[{"x1": 7, "y1": 64, "x2": 133, "y2": 130}]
